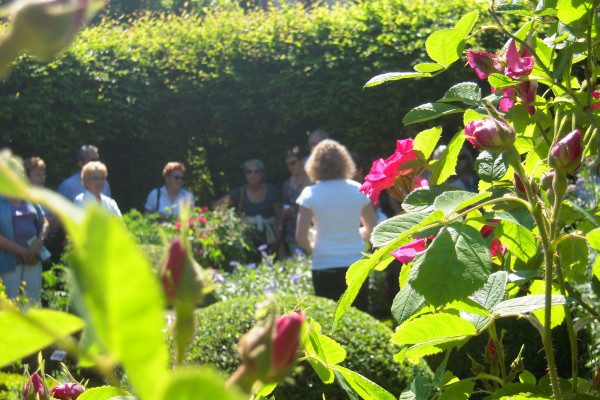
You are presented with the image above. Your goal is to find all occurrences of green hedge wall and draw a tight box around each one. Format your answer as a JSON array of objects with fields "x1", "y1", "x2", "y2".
[{"x1": 0, "y1": 0, "x2": 491, "y2": 210}]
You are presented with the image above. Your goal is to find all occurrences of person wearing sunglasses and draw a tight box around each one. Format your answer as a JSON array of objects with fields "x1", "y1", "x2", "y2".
[
  {"x1": 216, "y1": 159, "x2": 282, "y2": 256},
  {"x1": 144, "y1": 162, "x2": 195, "y2": 218}
]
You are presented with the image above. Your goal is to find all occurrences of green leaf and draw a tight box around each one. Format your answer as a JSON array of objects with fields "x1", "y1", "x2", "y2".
[
  {"x1": 158, "y1": 368, "x2": 245, "y2": 400},
  {"x1": 413, "y1": 126, "x2": 443, "y2": 161},
  {"x1": 410, "y1": 223, "x2": 491, "y2": 306},
  {"x1": 371, "y1": 210, "x2": 443, "y2": 247},
  {"x1": 391, "y1": 283, "x2": 426, "y2": 325},
  {"x1": 496, "y1": 220, "x2": 538, "y2": 262},
  {"x1": 304, "y1": 326, "x2": 337, "y2": 383},
  {"x1": 530, "y1": 281, "x2": 565, "y2": 329},
  {"x1": 439, "y1": 82, "x2": 481, "y2": 106},
  {"x1": 493, "y1": 207, "x2": 536, "y2": 231},
  {"x1": 333, "y1": 366, "x2": 396, "y2": 400},
  {"x1": 430, "y1": 130, "x2": 465, "y2": 185},
  {"x1": 476, "y1": 151, "x2": 508, "y2": 182},
  {"x1": 426, "y1": 29, "x2": 464, "y2": 67},
  {"x1": 391, "y1": 313, "x2": 476, "y2": 346},
  {"x1": 558, "y1": 236, "x2": 588, "y2": 283},
  {"x1": 586, "y1": 228, "x2": 600, "y2": 250},
  {"x1": 0, "y1": 309, "x2": 84, "y2": 367},
  {"x1": 559, "y1": 201, "x2": 599, "y2": 232},
  {"x1": 70, "y1": 207, "x2": 169, "y2": 400},
  {"x1": 496, "y1": 1, "x2": 534, "y2": 15},
  {"x1": 487, "y1": 73, "x2": 518, "y2": 89},
  {"x1": 463, "y1": 271, "x2": 509, "y2": 331},
  {"x1": 454, "y1": 11, "x2": 479, "y2": 37},
  {"x1": 413, "y1": 63, "x2": 445, "y2": 73},
  {"x1": 491, "y1": 295, "x2": 567, "y2": 316},
  {"x1": 254, "y1": 383, "x2": 277, "y2": 398},
  {"x1": 78, "y1": 386, "x2": 130, "y2": 400},
  {"x1": 432, "y1": 190, "x2": 483, "y2": 217},
  {"x1": 403, "y1": 103, "x2": 464, "y2": 126},
  {"x1": 557, "y1": 0, "x2": 590, "y2": 24},
  {"x1": 439, "y1": 379, "x2": 475, "y2": 400},
  {"x1": 403, "y1": 186, "x2": 456, "y2": 213},
  {"x1": 446, "y1": 298, "x2": 491, "y2": 317},
  {"x1": 364, "y1": 72, "x2": 431, "y2": 88},
  {"x1": 519, "y1": 370, "x2": 537, "y2": 385},
  {"x1": 399, "y1": 376, "x2": 433, "y2": 400}
]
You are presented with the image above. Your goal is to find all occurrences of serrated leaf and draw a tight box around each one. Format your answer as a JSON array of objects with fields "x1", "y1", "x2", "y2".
[
  {"x1": 496, "y1": 1, "x2": 533, "y2": 15},
  {"x1": 364, "y1": 72, "x2": 431, "y2": 88},
  {"x1": 78, "y1": 386, "x2": 130, "y2": 400},
  {"x1": 414, "y1": 63, "x2": 445, "y2": 73},
  {"x1": 491, "y1": 294, "x2": 567, "y2": 316},
  {"x1": 403, "y1": 103, "x2": 464, "y2": 126},
  {"x1": 488, "y1": 73, "x2": 518, "y2": 88},
  {"x1": 410, "y1": 224, "x2": 491, "y2": 306},
  {"x1": 333, "y1": 366, "x2": 396, "y2": 400},
  {"x1": 371, "y1": 210, "x2": 443, "y2": 247},
  {"x1": 413, "y1": 126, "x2": 443, "y2": 161},
  {"x1": 391, "y1": 283, "x2": 426, "y2": 324},
  {"x1": 462, "y1": 271, "x2": 509, "y2": 331},
  {"x1": 446, "y1": 298, "x2": 491, "y2": 317},
  {"x1": 454, "y1": 11, "x2": 479, "y2": 37},
  {"x1": 392, "y1": 313, "x2": 476, "y2": 346},
  {"x1": 439, "y1": 82, "x2": 481, "y2": 106},
  {"x1": 432, "y1": 190, "x2": 482, "y2": 217},
  {"x1": 496, "y1": 220, "x2": 538, "y2": 262},
  {"x1": 557, "y1": 0, "x2": 590, "y2": 24},
  {"x1": 439, "y1": 379, "x2": 475, "y2": 400},
  {"x1": 476, "y1": 151, "x2": 508, "y2": 182},
  {"x1": 559, "y1": 201, "x2": 600, "y2": 232},
  {"x1": 399, "y1": 375, "x2": 432, "y2": 400},
  {"x1": 0, "y1": 309, "x2": 84, "y2": 367},
  {"x1": 558, "y1": 236, "x2": 588, "y2": 283},
  {"x1": 426, "y1": 29, "x2": 464, "y2": 67},
  {"x1": 403, "y1": 186, "x2": 456, "y2": 213},
  {"x1": 430, "y1": 130, "x2": 465, "y2": 185},
  {"x1": 493, "y1": 207, "x2": 536, "y2": 230},
  {"x1": 530, "y1": 281, "x2": 565, "y2": 329}
]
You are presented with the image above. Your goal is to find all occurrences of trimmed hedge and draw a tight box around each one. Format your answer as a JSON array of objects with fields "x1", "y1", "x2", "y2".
[
  {"x1": 188, "y1": 294, "x2": 431, "y2": 399},
  {"x1": 0, "y1": 0, "x2": 491, "y2": 210}
]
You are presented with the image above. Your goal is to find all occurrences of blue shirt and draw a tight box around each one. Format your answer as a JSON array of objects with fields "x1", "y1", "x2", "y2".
[{"x1": 58, "y1": 172, "x2": 111, "y2": 202}]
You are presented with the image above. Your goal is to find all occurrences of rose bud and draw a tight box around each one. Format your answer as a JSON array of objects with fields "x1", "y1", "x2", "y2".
[
  {"x1": 50, "y1": 383, "x2": 85, "y2": 400},
  {"x1": 22, "y1": 371, "x2": 45, "y2": 400},
  {"x1": 548, "y1": 129, "x2": 583, "y2": 174},
  {"x1": 485, "y1": 337, "x2": 498, "y2": 363},
  {"x1": 466, "y1": 50, "x2": 498, "y2": 80},
  {"x1": 160, "y1": 238, "x2": 186, "y2": 301},
  {"x1": 271, "y1": 312, "x2": 304, "y2": 378},
  {"x1": 465, "y1": 119, "x2": 515, "y2": 151}
]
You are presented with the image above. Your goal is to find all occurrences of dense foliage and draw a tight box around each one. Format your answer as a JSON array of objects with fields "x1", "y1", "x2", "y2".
[
  {"x1": 0, "y1": 0, "x2": 490, "y2": 210},
  {"x1": 188, "y1": 294, "x2": 431, "y2": 399}
]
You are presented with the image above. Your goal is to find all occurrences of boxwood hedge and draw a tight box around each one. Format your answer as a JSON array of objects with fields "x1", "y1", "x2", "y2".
[
  {"x1": 187, "y1": 294, "x2": 431, "y2": 399},
  {"x1": 0, "y1": 0, "x2": 492, "y2": 210}
]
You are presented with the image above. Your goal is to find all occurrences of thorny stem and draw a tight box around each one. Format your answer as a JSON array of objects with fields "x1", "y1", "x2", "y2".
[{"x1": 506, "y1": 146, "x2": 562, "y2": 400}]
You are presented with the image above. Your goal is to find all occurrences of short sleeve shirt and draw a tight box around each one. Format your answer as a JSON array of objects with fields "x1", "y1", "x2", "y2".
[
  {"x1": 296, "y1": 179, "x2": 370, "y2": 270},
  {"x1": 144, "y1": 186, "x2": 195, "y2": 216}
]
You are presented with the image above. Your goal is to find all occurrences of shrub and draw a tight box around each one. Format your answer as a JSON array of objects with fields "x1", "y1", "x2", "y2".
[
  {"x1": 214, "y1": 255, "x2": 313, "y2": 302},
  {"x1": 0, "y1": 373, "x2": 23, "y2": 400},
  {"x1": 0, "y1": 0, "x2": 492, "y2": 210},
  {"x1": 187, "y1": 294, "x2": 431, "y2": 399}
]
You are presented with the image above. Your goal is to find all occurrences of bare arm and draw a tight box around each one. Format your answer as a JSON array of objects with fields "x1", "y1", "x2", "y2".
[
  {"x1": 295, "y1": 206, "x2": 313, "y2": 254},
  {"x1": 212, "y1": 194, "x2": 231, "y2": 209},
  {"x1": 26, "y1": 216, "x2": 50, "y2": 260},
  {"x1": 359, "y1": 203, "x2": 377, "y2": 242}
]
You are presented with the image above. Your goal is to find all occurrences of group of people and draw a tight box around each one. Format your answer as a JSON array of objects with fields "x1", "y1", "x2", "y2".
[{"x1": 1, "y1": 129, "x2": 476, "y2": 310}]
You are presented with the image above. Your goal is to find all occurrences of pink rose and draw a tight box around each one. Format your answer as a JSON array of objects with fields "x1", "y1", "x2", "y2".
[
  {"x1": 22, "y1": 372, "x2": 45, "y2": 400},
  {"x1": 271, "y1": 312, "x2": 305, "y2": 376},
  {"x1": 51, "y1": 383, "x2": 85, "y2": 400},
  {"x1": 503, "y1": 39, "x2": 534, "y2": 79},
  {"x1": 548, "y1": 129, "x2": 583, "y2": 174},
  {"x1": 391, "y1": 238, "x2": 427, "y2": 264},
  {"x1": 464, "y1": 119, "x2": 515, "y2": 151},
  {"x1": 466, "y1": 50, "x2": 498, "y2": 80},
  {"x1": 160, "y1": 238, "x2": 186, "y2": 300}
]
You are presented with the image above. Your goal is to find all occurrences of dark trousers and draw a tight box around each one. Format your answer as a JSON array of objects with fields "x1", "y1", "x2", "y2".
[{"x1": 312, "y1": 267, "x2": 369, "y2": 313}]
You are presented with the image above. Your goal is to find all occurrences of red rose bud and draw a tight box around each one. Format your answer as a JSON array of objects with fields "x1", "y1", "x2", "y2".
[
  {"x1": 514, "y1": 173, "x2": 527, "y2": 196},
  {"x1": 271, "y1": 312, "x2": 304, "y2": 376},
  {"x1": 50, "y1": 383, "x2": 85, "y2": 400},
  {"x1": 485, "y1": 337, "x2": 498, "y2": 363},
  {"x1": 549, "y1": 129, "x2": 583, "y2": 174},
  {"x1": 160, "y1": 238, "x2": 186, "y2": 300},
  {"x1": 22, "y1": 372, "x2": 45, "y2": 400},
  {"x1": 465, "y1": 119, "x2": 515, "y2": 151},
  {"x1": 466, "y1": 50, "x2": 498, "y2": 80}
]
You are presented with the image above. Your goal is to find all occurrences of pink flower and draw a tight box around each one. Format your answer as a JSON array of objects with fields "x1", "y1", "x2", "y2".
[
  {"x1": 498, "y1": 81, "x2": 537, "y2": 115},
  {"x1": 414, "y1": 177, "x2": 429, "y2": 189},
  {"x1": 592, "y1": 90, "x2": 600, "y2": 110},
  {"x1": 51, "y1": 383, "x2": 85, "y2": 400},
  {"x1": 466, "y1": 50, "x2": 498, "y2": 80},
  {"x1": 359, "y1": 139, "x2": 417, "y2": 205},
  {"x1": 391, "y1": 238, "x2": 427, "y2": 264},
  {"x1": 197, "y1": 216, "x2": 208, "y2": 223},
  {"x1": 22, "y1": 372, "x2": 44, "y2": 400},
  {"x1": 187, "y1": 218, "x2": 195, "y2": 227},
  {"x1": 464, "y1": 119, "x2": 515, "y2": 151},
  {"x1": 503, "y1": 39, "x2": 534, "y2": 79},
  {"x1": 549, "y1": 129, "x2": 583, "y2": 174},
  {"x1": 160, "y1": 239, "x2": 186, "y2": 300},
  {"x1": 271, "y1": 312, "x2": 304, "y2": 375},
  {"x1": 174, "y1": 221, "x2": 182, "y2": 231},
  {"x1": 480, "y1": 221, "x2": 506, "y2": 257}
]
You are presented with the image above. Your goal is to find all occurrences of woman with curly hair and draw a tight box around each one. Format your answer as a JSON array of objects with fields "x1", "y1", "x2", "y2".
[{"x1": 295, "y1": 139, "x2": 376, "y2": 311}]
